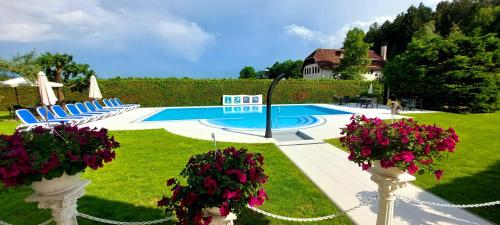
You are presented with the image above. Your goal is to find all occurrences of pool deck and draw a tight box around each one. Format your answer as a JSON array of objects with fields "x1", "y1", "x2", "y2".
[{"x1": 82, "y1": 104, "x2": 493, "y2": 225}]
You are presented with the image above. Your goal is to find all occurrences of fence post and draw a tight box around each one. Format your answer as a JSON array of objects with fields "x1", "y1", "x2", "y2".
[
  {"x1": 26, "y1": 180, "x2": 90, "y2": 225},
  {"x1": 369, "y1": 169, "x2": 415, "y2": 225}
]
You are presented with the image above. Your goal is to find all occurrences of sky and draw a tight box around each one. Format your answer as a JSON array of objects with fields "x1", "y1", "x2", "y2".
[{"x1": 0, "y1": 0, "x2": 443, "y2": 78}]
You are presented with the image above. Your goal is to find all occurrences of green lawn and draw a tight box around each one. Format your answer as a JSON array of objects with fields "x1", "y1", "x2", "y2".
[
  {"x1": 0, "y1": 115, "x2": 351, "y2": 225},
  {"x1": 326, "y1": 112, "x2": 500, "y2": 224}
]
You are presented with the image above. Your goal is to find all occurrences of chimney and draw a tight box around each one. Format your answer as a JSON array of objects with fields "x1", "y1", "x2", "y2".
[{"x1": 381, "y1": 45, "x2": 387, "y2": 60}]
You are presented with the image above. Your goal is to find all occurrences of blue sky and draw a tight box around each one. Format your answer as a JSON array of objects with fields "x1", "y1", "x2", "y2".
[{"x1": 0, "y1": 0, "x2": 442, "y2": 78}]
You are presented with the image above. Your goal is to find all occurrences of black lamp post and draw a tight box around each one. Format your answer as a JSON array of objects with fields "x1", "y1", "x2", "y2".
[{"x1": 264, "y1": 73, "x2": 286, "y2": 138}]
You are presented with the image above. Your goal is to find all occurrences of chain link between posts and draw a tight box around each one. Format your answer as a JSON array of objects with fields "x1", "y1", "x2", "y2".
[
  {"x1": 77, "y1": 213, "x2": 174, "y2": 225},
  {"x1": 0, "y1": 219, "x2": 52, "y2": 225},
  {"x1": 396, "y1": 195, "x2": 500, "y2": 208}
]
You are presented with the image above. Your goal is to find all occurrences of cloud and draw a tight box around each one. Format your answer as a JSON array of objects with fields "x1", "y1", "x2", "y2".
[
  {"x1": 285, "y1": 16, "x2": 393, "y2": 48},
  {"x1": 0, "y1": 0, "x2": 214, "y2": 61}
]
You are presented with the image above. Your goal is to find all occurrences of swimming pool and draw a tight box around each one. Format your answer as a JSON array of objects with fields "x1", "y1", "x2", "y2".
[{"x1": 142, "y1": 105, "x2": 350, "y2": 130}]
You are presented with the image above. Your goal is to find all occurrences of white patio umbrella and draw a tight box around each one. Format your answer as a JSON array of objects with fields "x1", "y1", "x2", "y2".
[
  {"x1": 0, "y1": 77, "x2": 63, "y2": 105},
  {"x1": 367, "y1": 83, "x2": 374, "y2": 95},
  {"x1": 88, "y1": 75, "x2": 102, "y2": 100},
  {"x1": 37, "y1": 71, "x2": 58, "y2": 126}
]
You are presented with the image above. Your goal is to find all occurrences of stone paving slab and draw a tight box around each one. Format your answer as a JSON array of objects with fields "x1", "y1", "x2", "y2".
[{"x1": 276, "y1": 141, "x2": 493, "y2": 225}]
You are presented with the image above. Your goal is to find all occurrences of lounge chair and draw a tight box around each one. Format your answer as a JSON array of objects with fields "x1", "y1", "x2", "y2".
[
  {"x1": 36, "y1": 107, "x2": 88, "y2": 125},
  {"x1": 84, "y1": 101, "x2": 120, "y2": 116},
  {"x1": 15, "y1": 109, "x2": 67, "y2": 130},
  {"x1": 103, "y1": 99, "x2": 130, "y2": 111},
  {"x1": 110, "y1": 98, "x2": 138, "y2": 110},
  {"x1": 114, "y1": 98, "x2": 140, "y2": 109},
  {"x1": 94, "y1": 100, "x2": 125, "y2": 113},
  {"x1": 75, "y1": 102, "x2": 115, "y2": 117},
  {"x1": 65, "y1": 104, "x2": 109, "y2": 118},
  {"x1": 51, "y1": 105, "x2": 101, "y2": 122}
]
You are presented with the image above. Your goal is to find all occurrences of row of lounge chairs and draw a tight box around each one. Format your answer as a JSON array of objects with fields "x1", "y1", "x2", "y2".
[{"x1": 15, "y1": 98, "x2": 140, "y2": 130}]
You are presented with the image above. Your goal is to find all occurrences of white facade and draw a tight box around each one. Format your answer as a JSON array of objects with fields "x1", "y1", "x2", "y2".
[
  {"x1": 303, "y1": 65, "x2": 382, "y2": 81},
  {"x1": 303, "y1": 63, "x2": 334, "y2": 79}
]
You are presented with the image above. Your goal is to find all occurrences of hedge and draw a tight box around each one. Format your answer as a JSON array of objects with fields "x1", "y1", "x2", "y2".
[{"x1": 0, "y1": 78, "x2": 383, "y2": 109}]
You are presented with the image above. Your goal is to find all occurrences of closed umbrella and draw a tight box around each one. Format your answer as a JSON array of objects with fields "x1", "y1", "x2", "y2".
[
  {"x1": 367, "y1": 83, "x2": 374, "y2": 95},
  {"x1": 37, "y1": 71, "x2": 58, "y2": 126},
  {"x1": 88, "y1": 75, "x2": 102, "y2": 100}
]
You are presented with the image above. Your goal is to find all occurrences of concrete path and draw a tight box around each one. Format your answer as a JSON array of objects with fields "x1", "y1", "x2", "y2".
[{"x1": 275, "y1": 139, "x2": 493, "y2": 225}]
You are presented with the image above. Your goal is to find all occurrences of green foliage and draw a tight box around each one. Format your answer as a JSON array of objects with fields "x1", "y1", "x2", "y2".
[
  {"x1": 0, "y1": 51, "x2": 41, "y2": 81},
  {"x1": 267, "y1": 59, "x2": 304, "y2": 79},
  {"x1": 239, "y1": 66, "x2": 257, "y2": 79},
  {"x1": 335, "y1": 28, "x2": 371, "y2": 80},
  {"x1": 0, "y1": 78, "x2": 382, "y2": 109},
  {"x1": 384, "y1": 30, "x2": 500, "y2": 113},
  {"x1": 36, "y1": 52, "x2": 95, "y2": 93}
]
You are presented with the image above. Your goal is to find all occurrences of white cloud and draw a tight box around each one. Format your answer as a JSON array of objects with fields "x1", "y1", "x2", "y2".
[
  {"x1": 0, "y1": 0, "x2": 214, "y2": 61},
  {"x1": 285, "y1": 16, "x2": 394, "y2": 48}
]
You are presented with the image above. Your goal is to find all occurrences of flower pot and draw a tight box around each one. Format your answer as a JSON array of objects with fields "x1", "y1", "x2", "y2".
[
  {"x1": 203, "y1": 207, "x2": 237, "y2": 225},
  {"x1": 31, "y1": 173, "x2": 81, "y2": 196},
  {"x1": 372, "y1": 160, "x2": 406, "y2": 178}
]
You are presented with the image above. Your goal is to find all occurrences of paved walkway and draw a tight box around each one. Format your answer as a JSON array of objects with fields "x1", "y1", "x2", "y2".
[{"x1": 275, "y1": 139, "x2": 493, "y2": 225}]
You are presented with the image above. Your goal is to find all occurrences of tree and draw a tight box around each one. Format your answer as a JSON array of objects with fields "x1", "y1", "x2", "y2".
[
  {"x1": 239, "y1": 66, "x2": 257, "y2": 79},
  {"x1": 36, "y1": 53, "x2": 95, "y2": 101},
  {"x1": 384, "y1": 29, "x2": 499, "y2": 113},
  {"x1": 335, "y1": 28, "x2": 371, "y2": 80},
  {"x1": 267, "y1": 60, "x2": 304, "y2": 79},
  {"x1": 0, "y1": 51, "x2": 41, "y2": 81}
]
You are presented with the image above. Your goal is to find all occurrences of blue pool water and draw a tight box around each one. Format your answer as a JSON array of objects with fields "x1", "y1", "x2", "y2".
[{"x1": 143, "y1": 105, "x2": 350, "y2": 130}]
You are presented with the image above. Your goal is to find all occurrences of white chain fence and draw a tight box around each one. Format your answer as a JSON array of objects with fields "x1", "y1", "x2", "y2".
[
  {"x1": 77, "y1": 213, "x2": 174, "y2": 225},
  {"x1": 2, "y1": 195, "x2": 500, "y2": 224},
  {"x1": 246, "y1": 195, "x2": 378, "y2": 222},
  {"x1": 396, "y1": 195, "x2": 500, "y2": 208}
]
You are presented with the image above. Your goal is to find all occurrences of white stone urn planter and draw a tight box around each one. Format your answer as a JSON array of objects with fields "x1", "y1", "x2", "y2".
[
  {"x1": 31, "y1": 173, "x2": 81, "y2": 196},
  {"x1": 371, "y1": 160, "x2": 406, "y2": 178},
  {"x1": 203, "y1": 207, "x2": 237, "y2": 225}
]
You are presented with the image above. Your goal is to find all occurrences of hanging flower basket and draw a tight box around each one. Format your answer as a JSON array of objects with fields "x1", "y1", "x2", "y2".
[
  {"x1": 158, "y1": 147, "x2": 268, "y2": 225},
  {"x1": 0, "y1": 125, "x2": 119, "y2": 193},
  {"x1": 340, "y1": 115, "x2": 459, "y2": 180}
]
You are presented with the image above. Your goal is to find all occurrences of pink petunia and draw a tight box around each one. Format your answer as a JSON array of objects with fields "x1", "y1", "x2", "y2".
[
  {"x1": 203, "y1": 177, "x2": 218, "y2": 195},
  {"x1": 434, "y1": 170, "x2": 443, "y2": 180},
  {"x1": 407, "y1": 163, "x2": 418, "y2": 175},
  {"x1": 219, "y1": 202, "x2": 230, "y2": 217}
]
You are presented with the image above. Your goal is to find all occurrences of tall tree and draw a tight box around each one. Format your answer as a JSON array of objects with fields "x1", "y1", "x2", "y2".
[
  {"x1": 267, "y1": 60, "x2": 304, "y2": 79},
  {"x1": 0, "y1": 51, "x2": 41, "y2": 81},
  {"x1": 335, "y1": 28, "x2": 371, "y2": 80},
  {"x1": 239, "y1": 66, "x2": 257, "y2": 79},
  {"x1": 36, "y1": 53, "x2": 95, "y2": 101}
]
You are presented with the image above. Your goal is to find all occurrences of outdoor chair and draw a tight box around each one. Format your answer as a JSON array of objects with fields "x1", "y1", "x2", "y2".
[
  {"x1": 66, "y1": 104, "x2": 110, "y2": 118},
  {"x1": 403, "y1": 99, "x2": 416, "y2": 111},
  {"x1": 75, "y1": 102, "x2": 115, "y2": 117},
  {"x1": 415, "y1": 99, "x2": 423, "y2": 110},
  {"x1": 102, "y1": 99, "x2": 129, "y2": 112},
  {"x1": 109, "y1": 98, "x2": 136, "y2": 111},
  {"x1": 85, "y1": 101, "x2": 121, "y2": 116},
  {"x1": 36, "y1": 107, "x2": 88, "y2": 125},
  {"x1": 15, "y1": 109, "x2": 67, "y2": 130},
  {"x1": 52, "y1": 105, "x2": 101, "y2": 122},
  {"x1": 114, "y1": 98, "x2": 140, "y2": 109},
  {"x1": 92, "y1": 101, "x2": 124, "y2": 114}
]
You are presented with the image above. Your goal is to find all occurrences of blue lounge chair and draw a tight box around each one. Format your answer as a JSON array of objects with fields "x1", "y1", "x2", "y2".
[
  {"x1": 75, "y1": 102, "x2": 113, "y2": 117},
  {"x1": 93, "y1": 100, "x2": 124, "y2": 114},
  {"x1": 109, "y1": 98, "x2": 135, "y2": 111},
  {"x1": 36, "y1": 107, "x2": 88, "y2": 125},
  {"x1": 84, "y1": 101, "x2": 120, "y2": 116},
  {"x1": 102, "y1": 99, "x2": 129, "y2": 111},
  {"x1": 51, "y1": 105, "x2": 100, "y2": 122},
  {"x1": 65, "y1": 104, "x2": 108, "y2": 118},
  {"x1": 15, "y1": 109, "x2": 67, "y2": 130},
  {"x1": 114, "y1": 98, "x2": 140, "y2": 109}
]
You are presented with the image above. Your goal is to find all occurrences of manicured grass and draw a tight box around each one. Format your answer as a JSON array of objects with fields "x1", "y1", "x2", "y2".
[
  {"x1": 326, "y1": 112, "x2": 500, "y2": 224},
  {"x1": 0, "y1": 128, "x2": 352, "y2": 225},
  {"x1": 0, "y1": 111, "x2": 19, "y2": 134}
]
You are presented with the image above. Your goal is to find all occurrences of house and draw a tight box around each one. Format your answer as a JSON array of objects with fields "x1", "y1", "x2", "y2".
[{"x1": 302, "y1": 45, "x2": 387, "y2": 81}]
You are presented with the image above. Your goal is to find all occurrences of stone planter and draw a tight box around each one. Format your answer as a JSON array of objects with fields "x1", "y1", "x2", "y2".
[
  {"x1": 372, "y1": 160, "x2": 406, "y2": 178},
  {"x1": 203, "y1": 207, "x2": 237, "y2": 225},
  {"x1": 31, "y1": 173, "x2": 81, "y2": 196}
]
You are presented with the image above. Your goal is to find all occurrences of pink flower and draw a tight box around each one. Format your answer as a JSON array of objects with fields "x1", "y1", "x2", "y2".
[
  {"x1": 219, "y1": 202, "x2": 230, "y2": 217},
  {"x1": 226, "y1": 169, "x2": 247, "y2": 184},
  {"x1": 361, "y1": 147, "x2": 372, "y2": 157},
  {"x1": 203, "y1": 177, "x2": 218, "y2": 195},
  {"x1": 419, "y1": 159, "x2": 433, "y2": 164},
  {"x1": 434, "y1": 170, "x2": 443, "y2": 180},
  {"x1": 222, "y1": 189, "x2": 241, "y2": 200},
  {"x1": 361, "y1": 162, "x2": 371, "y2": 170},
  {"x1": 66, "y1": 151, "x2": 80, "y2": 161},
  {"x1": 249, "y1": 188, "x2": 267, "y2": 207},
  {"x1": 181, "y1": 192, "x2": 198, "y2": 206},
  {"x1": 380, "y1": 159, "x2": 395, "y2": 168},
  {"x1": 407, "y1": 163, "x2": 418, "y2": 175},
  {"x1": 348, "y1": 151, "x2": 355, "y2": 161},
  {"x1": 395, "y1": 151, "x2": 415, "y2": 163},
  {"x1": 157, "y1": 196, "x2": 169, "y2": 207},
  {"x1": 166, "y1": 178, "x2": 176, "y2": 186}
]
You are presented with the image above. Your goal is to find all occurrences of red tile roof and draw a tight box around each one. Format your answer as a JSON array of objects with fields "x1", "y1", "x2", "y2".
[{"x1": 304, "y1": 48, "x2": 384, "y2": 70}]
